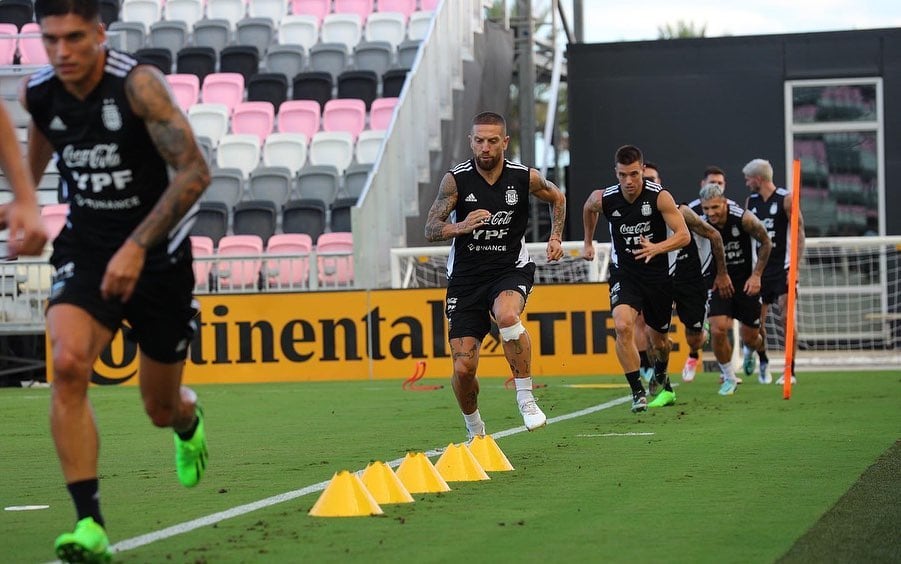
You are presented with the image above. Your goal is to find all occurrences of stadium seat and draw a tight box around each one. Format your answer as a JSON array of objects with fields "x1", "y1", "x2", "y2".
[
  {"x1": 335, "y1": 69, "x2": 377, "y2": 110},
  {"x1": 332, "y1": 0, "x2": 372, "y2": 22},
  {"x1": 320, "y1": 13, "x2": 362, "y2": 52},
  {"x1": 277, "y1": 14, "x2": 319, "y2": 51},
  {"x1": 395, "y1": 39, "x2": 420, "y2": 69},
  {"x1": 202, "y1": 168, "x2": 245, "y2": 208},
  {"x1": 308, "y1": 42, "x2": 349, "y2": 80},
  {"x1": 148, "y1": 20, "x2": 189, "y2": 59},
  {"x1": 164, "y1": 0, "x2": 204, "y2": 30},
  {"x1": 192, "y1": 19, "x2": 231, "y2": 54},
  {"x1": 236, "y1": 17, "x2": 275, "y2": 56},
  {"x1": 219, "y1": 45, "x2": 260, "y2": 82},
  {"x1": 368, "y1": 96, "x2": 398, "y2": 130},
  {"x1": 166, "y1": 73, "x2": 201, "y2": 112},
  {"x1": 201, "y1": 72, "x2": 245, "y2": 115},
  {"x1": 289, "y1": 0, "x2": 330, "y2": 24},
  {"x1": 40, "y1": 203, "x2": 69, "y2": 241},
  {"x1": 107, "y1": 21, "x2": 147, "y2": 53},
  {"x1": 0, "y1": 0, "x2": 33, "y2": 30},
  {"x1": 295, "y1": 164, "x2": 339, "y2": 205},
  {"x1": 354, "y1": 128, "x2": 385, "y2": 165},
  {"x1": 316, "y1": 231, "x2": 354, "y2": 287},
  {"x1": 377, "y1": 0, "x2": 416, "y2": 20},
  {"x1": 187, "y1": 103, "x2": 231, "y2": 147},
  {"x1": 291, "y1": 71, "x2": 333, "y2": 107},
  {"x1": 190, "y1": 235, "x2": 215, "y2": 291},
  {"x1": 233, "y1": 199, "x2": 278, "y2": 243},
  {"x1": 418, "y1": 0, "x2": 440, "y2": 10},
  {"x1": 0, "y1": 23, "x2": 17, "y2": 65},
  {"x1": 381, "y1": 67, "x2": 408, "y2": 98},
  {"x1": 247, "y1": 166, "x2": 293, "y2": 207},
  {"x1": 329, "y1": 196, "x2": 356, "y2": 232},
  {"x1": 282, "y1": 198, "x2": 326, "y2": 241},
  {"x1": 216, "y1": 134, "x2": 262, "y2": 178},
  {"x1": 206, "y1": 0, "x2": 248, "y2": 30},
  {"x1": 231, "y1": 101, "x2": 275, "y2": 143},
  {"x1": 262, "y1": 132, "x2": 309, "y2": 176},
  {"x1": 265, "y1": 233, "x2": 313, "y2": 290},
  {"x1": 247, "y1": 72, "x2": 289, "y2": 110},
  {"x1": 364, "y1": 11, "x2": 405, "y2": 50},
  {"x1": 341, "y1": 162, "x2": 371, "y2": 199},
  {"x1": 407, "y1": 10, "x2": 433, "y2": 41},
  {"x1": 322, "y1": 98, "x2": 366, "y2": 139},
  {"x1": 120, "y1": 0, "x2": 161, "y2": 33},
  {"x1": 134, "y1": 46, "x2": 171, "y2": 74},
  {"x1": 249, "y1": 0, "x2": 288, "y2": 24},
  {"x1": 351, "y1": 41, "x2": 393, "y2": 78},
  {"x1": 216, "y1": 234, "x2": 264, "y2": 290},
  {"x1": 264, "y1": 44, "x2": 306, "y2": 82},
  {"x1": 309, "y1": 131, "x2": 354, "y2": 174},
  {"x1": 277, "y1": 99, "x2": 321, "y2": 137},
  {"x1": 190, "y1": 201, "x2": 230, "y2": 247},
  {"x1": 176, "y1": 46, "x2": 218, "y2": 82},
  {"x1": 18, "y1": 23, "x2": 49, "y2": 65}
]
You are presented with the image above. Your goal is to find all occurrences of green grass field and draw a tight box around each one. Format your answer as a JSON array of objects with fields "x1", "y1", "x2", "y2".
[{"x1": 2, "y1": 371, "x2": 899, "y2": 563}]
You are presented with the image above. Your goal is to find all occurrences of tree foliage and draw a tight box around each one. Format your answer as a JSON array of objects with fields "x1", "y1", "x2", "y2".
[{"x1": 657, "y1": 20, "x2": 707, "y2": 39}]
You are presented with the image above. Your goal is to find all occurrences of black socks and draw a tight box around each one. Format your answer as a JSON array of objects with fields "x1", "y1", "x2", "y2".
[{"x1": 67, "y1": 478, "x2": 104, "y2": 527}]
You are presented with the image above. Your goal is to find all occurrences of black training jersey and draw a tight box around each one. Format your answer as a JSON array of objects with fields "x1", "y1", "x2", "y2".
[
  {"x1": 26, "y1": 49, "x2": 194, "y2": 270},
  {"x1": 602, "y1": 179, "x2": 671, "y2": 281},
  {"x1": 671, "y1": 213, "x2": 709, "y2": 283},
  {"x1": 445, "y1": 158, "x2": 532, "y2": 280},
  {"x1": 747, "y1": 188, "x2": 789, "y2": 277},
  {"x1": 711, "y1": 203, "x2": 755, "y2": 281}
]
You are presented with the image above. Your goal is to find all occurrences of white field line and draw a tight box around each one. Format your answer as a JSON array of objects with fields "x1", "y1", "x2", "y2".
[{"x1": 105, "y1": 394, "x2": 633, "y2": 556}]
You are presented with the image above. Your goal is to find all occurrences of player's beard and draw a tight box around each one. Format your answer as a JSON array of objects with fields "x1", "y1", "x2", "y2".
[{"x1": 476, "y1": 154, "x2": 499, "y2": 172}]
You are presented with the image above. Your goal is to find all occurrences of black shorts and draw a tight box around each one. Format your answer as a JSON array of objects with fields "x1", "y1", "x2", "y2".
[
  {"x1": 760, "y1": 269, "x2": 788, "y2": 304},
  {"x1": 608, "y1": 267, "x2": 673, "y2": 333},
  {"x1": 445, "y1": 263, "x2": 536, "y2": 341},
  {"x1": 673, "y1": 277, "x2": 709, "y2": 334},
  {"x1": 48, "y1": 251, "x2": 199, "y2": 363},
  {"x1": 707, "y1": 280, "x2": 761, "y2": 328}
]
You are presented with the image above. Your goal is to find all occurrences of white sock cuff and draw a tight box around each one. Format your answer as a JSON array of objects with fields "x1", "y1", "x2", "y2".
[
  {"x1": 462, "y1": 409, "x2": 483, "y2": 425},
  {"x1": 499, "y1": 321, "x2": 526, "y2": 341},
  {"x1": 513, "y1": 377, "x2": 533, "y2": 392}
]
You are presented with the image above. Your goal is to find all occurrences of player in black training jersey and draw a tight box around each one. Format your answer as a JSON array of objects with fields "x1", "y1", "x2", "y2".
[
  {"x1": 0, "y1": 102, "x2": 47, "y2": 256},
  {"x1": 20, "y1": 1, "x2": 211, "y2": 561},
  {"x1": 581, "y1": 145, "x2": 690, "y2": 413},
  {"x1": 743, "y1": 158, "x2": 805, "y2": 385},
  {"x1": 424, "y1": 111, "x2": 566, "y2": 439}
]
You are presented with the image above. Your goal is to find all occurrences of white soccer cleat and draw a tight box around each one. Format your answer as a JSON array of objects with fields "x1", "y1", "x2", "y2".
[
  {"x1": 518, "y1": 399, "x2": 547, "y2": 431},
  {"x1": 682, "y1": 357, "x2": 698, "y2": 382},
  {"x1": 776, "y1": 374, "x2": 797, "y2": 385}
]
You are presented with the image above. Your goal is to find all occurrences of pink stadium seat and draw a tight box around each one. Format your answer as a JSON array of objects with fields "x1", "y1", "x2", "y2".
[
  {"x1": 368, "y1": 96, "x2": 398, "y2": 130},
  {"x1": 322, "y1": 98, "x2": 366, "y2": 140},
  {"x1": 216, "y1": 234, "x2": 264, "y2": 290},
  {"x1": 377, "y1": 0, "x2": 416, "y2": 19},
  {"x1": 333, "y1": 0, "x2": 373, "y2": 21},
  {"x1": 316, "y1": 231, "x2": 354, "y2": 287},
  {"x1": 40, "y1": 203, "x2": 70, "y2": 240},
  {"x1": 166, "y1": 73, "x2": 201, "y2": 112},
  {"x1": 277, "y1": 99, "x2": 321, "y2": 137},
  {"x1": 265, "y1": 233, "x2": 313, "y2": 289},
  {"x1": 201, "y1": 73, "x2": 246, "y2": 115},
  {"x1": 0, "y1": 23, "x2": 18, "y2": 65},
  {"x1": 290, "y1": 0, "x2": 330, "y2": 23},
  {"x1": 18, "y1": 23, "x2": 49, "y2": 65},
  {"x1": 418, "y1": 0, "x2": 439, "y2": 9},
  {"x1": 231, "y1": 101, "x2": 275, "y2": 143},
  {"x1": 190, "y1": 235, "x2": 215, "y2": 291}
]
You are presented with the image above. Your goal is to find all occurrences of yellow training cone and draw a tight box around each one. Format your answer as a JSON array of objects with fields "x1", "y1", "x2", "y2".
[
  {"x1": 361, "y1": 461, "x2": 415, "y2": 504},
  {"x1": 468, "y1": 435, "x2": 515, "y2": 471},
  {"x1": 308, "y1": 471, "x2": 384, "y2": 517},
  {"x1": 395, "y1": 452, "x2": 451, "y2": 493},
  {"x1": 435, "y1": 443, "x2": 490, "y2": 482}
]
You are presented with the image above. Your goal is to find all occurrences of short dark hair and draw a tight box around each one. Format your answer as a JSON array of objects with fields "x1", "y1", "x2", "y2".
[
  {"x1": 615, "y1": 145, "x2": 643, "y2": 166},
  {"x1": 35, "y1": 0, "x2": 99, "y2": 22},
  {"x1": 472, "y1": 111, "x2": 506, "y2": 130},
  {"x1": 703, "y1": 165, "x2": 725, "y2": 179},
  {"x1": 644, "y1": 161, "x2": 660, "y2": 173}
]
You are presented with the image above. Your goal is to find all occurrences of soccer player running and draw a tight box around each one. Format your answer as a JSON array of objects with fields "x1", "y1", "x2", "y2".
[
  {"x1": 424, "y1": 111, "x2": 566, "y2": 439},
  {"x1": 632, "y1": 161, "x2": 661, "y2": 383},
  {"x1": 699, "y1": 183, "x2": 772, "y2": 395},
  {"x1": 743, "y1": 158, "x2": 805, "y2": 384},
  {"x1": 581, "y1": 145, "x2": 690, "y2": 412},
  {"x1": 21, "y1": 1, "x2": 211, "y2": 560},
  {"x1": 0, "y1": 102, "x2": 47, "y2": 255}
]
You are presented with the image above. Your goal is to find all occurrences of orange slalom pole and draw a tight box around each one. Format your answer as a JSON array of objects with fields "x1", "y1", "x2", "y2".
[{"x1": 783, "y1": 159, "x2": 802, "y2": 400}]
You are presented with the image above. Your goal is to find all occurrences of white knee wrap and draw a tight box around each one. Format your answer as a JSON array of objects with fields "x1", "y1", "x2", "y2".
[{"x1": 499, "y1": 321, "x2": 526, "y2": 342}]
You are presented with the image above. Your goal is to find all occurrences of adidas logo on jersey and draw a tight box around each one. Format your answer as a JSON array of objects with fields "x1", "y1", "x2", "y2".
[
  {"x1": 49, "y1": 116, "x2": 67, "y2": 131},
  {"x1": 465, "y1": 193, "x2": 478, "y2": 203},
  {"x1": 611, "y1": 210, "x2": 622, "y2": 217}
]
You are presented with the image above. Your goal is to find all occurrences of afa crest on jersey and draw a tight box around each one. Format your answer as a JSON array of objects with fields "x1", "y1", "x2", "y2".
[
  {"x1": 505, "y1": 187, "x2": 518, "y2": 205},
  {"x1": 770, "y1": 202, "x2": 778, "y2": 215},
  {"x1": 641, "y1": 201, "x2": 652, "y2": 216},
  {"x1": 102, "y1": 98, "x2": 122, "y2": 131},
  {"x1": 732, "y1": 225, "x2": 741, "y2": 237}
]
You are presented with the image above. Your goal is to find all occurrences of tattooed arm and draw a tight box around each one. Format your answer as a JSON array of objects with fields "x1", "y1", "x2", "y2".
[
  {"x1": 529, "y1": 168, "x2": 565, "y2": 261},
  {"x1": 742, "y1": 210, "x2": 772, "y2": 296},
  {"x1": 581, "y1": 189, "x2": 603, "y2": 261},
  {"x1": 101, "y1": 64, "x2": 211, "y2": 302},
  {"x1": 424, "y1": 172, "x2": 490, "y2": 242},
  {"x1": 680, "y1": 204, "x2": 733, "y2": 298}
]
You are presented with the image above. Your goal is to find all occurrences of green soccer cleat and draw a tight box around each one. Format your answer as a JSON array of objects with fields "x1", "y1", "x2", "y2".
[
  {"x1": 647, "y1": 389, "x2": 676, "y2": 408},
  {"x1": 55, "y1": 517, "x2": 112, "y2": 563},
  {"x1": 175, "y1": 406, "x2": 208, "y2": 488}
]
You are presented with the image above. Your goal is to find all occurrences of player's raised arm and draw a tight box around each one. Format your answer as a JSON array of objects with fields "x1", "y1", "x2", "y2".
[
  {"x1": 529, "y1": 168, "x2": 565, "y2": 261},
  {"x1": 680, "y1": 204, "x2": 733, "y2": 297},
  {"x1": 424, "y1": 172, "x2": 490, "y2": 242},
  {"x1": 581, "y1": 189, "x2": 603, "y2": 261},
  {"x1": 634, "y1": 190, "x2": 689, "y2": 263},
  {"x1": 742, "y1": 210, "x2": 772, "y2": 296}
]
